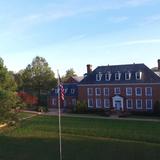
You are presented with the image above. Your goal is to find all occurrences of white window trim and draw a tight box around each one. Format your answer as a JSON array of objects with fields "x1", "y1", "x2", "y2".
[
  {"x1": 135, "y1": 72, "x2": 142, "y2": 80},
  {"x1": 104, "y1": 99, "x2": 110, "y2": 108},
  {"x1": 88, "y1": 98, "x2": 93, "y2": 108},
  {"x1": 71, "y1": 89, "x2": 75, "y2": 94},
  {"x1": 105, "y1": 72, "x2": 111, "y2": 81},
  {"x1": 145, "y1": 87, "x2": 152, "y2": 96},
  {"x1": 126, "y1": 87, "x2": 132, "y2": 96},
  {"x1": 52, "y1": 98, "x2": 57, "y2": 105},
  {"x1": 136, "y1": 99, "x2": 142, "y2": 109},
  {"x1": 125, "y1": 72, "x2": 131, "y2": 80},
  {"x1": 72, "y1": 99, "x2": 76, "y2": 105},
  {"x1": 87, "y1": 88, "x2": 93, "y2": 96},
  {"x1": 126, "y1": 99, "x2": 133, "y2": 109},
  {"x1": 114, "y1": 87, "x2": 121, "y2": 95},
  {"x1": 104, "y1": 88, "x2": 109, "y2": 96},
  {"x1": 96, "y1": 98, "x2": 101, "y2": 108},
  {"x1": 115, "y1": 72, "x2": 121, "y2": 80},
  {"x1": 96, "y1": 72, "x2": 103, "y2": 81},
  {"x1": 135, "y1": 87, "x2": 142, "y2": 96},
  {"x1": 95, "y1": 88, "x2": 101, "y2": 96},
  {"x1": 146, "y1": 99, "x2": 153, "y2": 109}
]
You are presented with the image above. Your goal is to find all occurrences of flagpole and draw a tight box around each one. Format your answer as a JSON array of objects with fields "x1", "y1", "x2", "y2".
[{"x1": 57, "y1": 70, "x2": 62, "y2": 160}]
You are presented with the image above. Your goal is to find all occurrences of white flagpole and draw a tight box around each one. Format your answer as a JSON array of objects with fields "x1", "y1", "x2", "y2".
[{"x1": 57, "y1": 70, "x2": 63, "y2": 160}]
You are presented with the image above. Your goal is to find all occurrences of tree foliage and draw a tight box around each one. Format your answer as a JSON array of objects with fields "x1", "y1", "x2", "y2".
[
  {"x1": 20, "y1": 56, "x2": 56, "y2": 105},
  {"x1": 0, "y1": 57, "x2": 21, "y2": 123},
  {"x1": 62, "y1": 68, "x2": 77, "y2": 81}
]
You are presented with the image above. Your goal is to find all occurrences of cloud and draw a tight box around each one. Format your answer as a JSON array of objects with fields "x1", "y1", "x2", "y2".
[{"x1": 108, "y1": 16, "x2": 128, "y2": 23}]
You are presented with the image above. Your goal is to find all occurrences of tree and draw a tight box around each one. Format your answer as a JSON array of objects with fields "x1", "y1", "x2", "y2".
[
  {"x1": 62, "y1": 68, "x2": 77, "y2": 81},
  {"x1": 21, "y1": 56, "x2": 56, "y2": 106},
  {"x1": 0, "y1": 57, "x2": 21, "y2": 123}
]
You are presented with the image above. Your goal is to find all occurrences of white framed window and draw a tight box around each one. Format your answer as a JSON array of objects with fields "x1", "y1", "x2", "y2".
[
  {"x1": 115, "y1": 72, "x2": 121, "y2": 80},
  {"x1": 72, "y1": 99, "x2": 76, "y2": 105},
  {"x1": 95, "y1": 88, "x2": 101, "y2": 96},
  {"x1": 52, "y1": 98, "x2": 57, "y2": 105},
  {"x1": 126, "y1": 87, "x2": 132, "y2": 96},
  {"x1": 88, "y1": 98, "x2": 93, "y2": 108},
  {"x1": 135, "y1": 87, "x2": 142, "y2": 96},
  {"x1": 104, "y1": 99, "x2": 110, "y2": 108},
  {"x1": 71, "y1": 89, "x2": 75, "y2": 94},
  {"x1": 55, "y1": 89, "x2": 58, "y2": 94},
  {"x1": 114, "y1": 87, "x2": 121, "y2": 95},
  {"x1": 136, "y1": 99, "x2": 142, "y2": 109},
  {"x1": 146, "y1": 99, "x2": 152, "y2": 109},
  {"x1": 145, "y1": 87, "x2": 152, "y2": 96},
  {"x1": 64, "y1": 88, "x2": 68, "y2": 94},
  {"x1": 87, "y1": 88, "x2": 93, "y2": 96},
  {"x1": 126, "y1": 99, "x2": 133, "y2": 109},
  {"x1": 96, "y1": 98, "x2": 101, "y2": 108},
  {"x1": 104, "y1": 88, "x2": 109, "y2": 96},
  {"x1": 96, "y1": 72, "x2": 103, "y2": 81},
  {"x1": 105, "y1": 72, "x2": 112, "y2": 81},
  {"x1": 125, "y1": 72, "x2": 131, "y2": 80},
  {"x1": 135, "y1": 72, "x2": 142, "y2": 80}
]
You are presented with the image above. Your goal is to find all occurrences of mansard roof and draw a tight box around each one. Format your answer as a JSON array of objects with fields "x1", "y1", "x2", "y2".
[{"x1": 80, "y1": 63, "x2": 160, "y2": 84}]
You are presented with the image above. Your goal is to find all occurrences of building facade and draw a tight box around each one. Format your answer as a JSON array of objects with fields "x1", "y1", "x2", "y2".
[
  {"x1": 50, "y1": 76, "x2": 83, "y2": 108},
  {"x1": 78, "y1": 63, "x2": 160, "y2": 112}
]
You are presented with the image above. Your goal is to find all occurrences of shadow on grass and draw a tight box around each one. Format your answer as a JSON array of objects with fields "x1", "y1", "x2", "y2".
[{"x1": 0, "y1": 135, "x2": 160, "y2": 160}]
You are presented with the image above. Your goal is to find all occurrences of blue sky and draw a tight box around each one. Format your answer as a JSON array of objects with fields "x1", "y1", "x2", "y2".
[{"x1": 0, "y1": 0, "x2": 160, "y2": 76}]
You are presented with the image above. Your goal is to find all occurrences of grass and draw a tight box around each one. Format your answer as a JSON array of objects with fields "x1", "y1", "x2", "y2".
[{"x1": 0, "y1": 115, "x2": 160, "y2": 160}]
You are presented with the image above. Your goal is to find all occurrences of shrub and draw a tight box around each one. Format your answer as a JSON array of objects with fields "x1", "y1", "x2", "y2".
[
  {"x1": 73, "y1": 101, "x2": 87, "y2": 113},
  {"x1": 154, "y1": 100, "x2": 160, "y2": 115}
]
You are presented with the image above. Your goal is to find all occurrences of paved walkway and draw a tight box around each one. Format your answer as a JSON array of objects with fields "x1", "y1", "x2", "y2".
[
  {"x1": 43, "y1": 108, "x2": 160, "y2": 122},
  {"x1": 22, "y1": 109, "x2": 160, "y2": 122}
]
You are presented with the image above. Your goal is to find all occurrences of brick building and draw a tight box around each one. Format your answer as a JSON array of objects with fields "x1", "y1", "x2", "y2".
[
  {"x1": 50, "y1": 60, "x2": 160, "y2": 113},
  {"x1": 78, "y1": 62, "x2": 160, "y2": 112},
  {"x1": 50, "y1": 76, "x2": 83, "y2": 108}
]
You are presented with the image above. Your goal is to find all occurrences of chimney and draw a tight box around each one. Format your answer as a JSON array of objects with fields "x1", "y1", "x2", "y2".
[
  {"x1": 87, "y1": 64, "x2": 92, "y2": 74},
  {"x1": 158, "y1": 59, "x2": 160, "y2": 70}
]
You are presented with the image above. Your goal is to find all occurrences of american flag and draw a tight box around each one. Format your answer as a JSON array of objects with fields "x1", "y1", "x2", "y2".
[{"x1": 58, "y1": 74, "x2": 65, "y2": 101}]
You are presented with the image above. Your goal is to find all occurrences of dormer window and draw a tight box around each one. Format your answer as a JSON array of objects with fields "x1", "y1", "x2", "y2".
[
  {"x1": 135, "y1": 71, "x2": 142, "y2": 80},
  {"x1": 71, "y1": 89, "x2": 75, "y2": 94},
  {"x1": 64, "y1": 88, "x2": 68, "y2": 94},
  {"x1": 96, "y1": 72, "x2": 103, "y2": 81},
  {"x1": 105, "y1": 72, "x2": 112, "y2": 81},
  {"x1": 125, "y1": 72, "x2": 131, "y2": 80},
  {"x1": 115, "y1": 71, "x2": 121, "y2": 80}
]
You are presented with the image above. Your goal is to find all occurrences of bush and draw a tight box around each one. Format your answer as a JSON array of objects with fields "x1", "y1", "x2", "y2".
[
  {"x1": 36, "y1": 106, "x2": 48, "y2": 112},
  {"x1": 73, "y1": 101, "x2": 87, "y2": 113},
  {"x1": 154, "y1": 100, "x2": 160, "y2": 115}
]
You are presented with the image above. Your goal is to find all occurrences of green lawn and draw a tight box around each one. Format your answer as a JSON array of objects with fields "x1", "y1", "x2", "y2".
[{"x1": 0, "y1": 115, "x2": 160, "y2": 160}]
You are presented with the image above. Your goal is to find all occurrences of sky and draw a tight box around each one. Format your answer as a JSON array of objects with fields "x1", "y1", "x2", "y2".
[{"x1": 0, "y1": 0, "x2": 160, "y2": 76}]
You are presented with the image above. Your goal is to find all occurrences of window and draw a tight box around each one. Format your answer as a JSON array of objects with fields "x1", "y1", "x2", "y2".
[
  {"x1": 95, "y1": 88, "x2": 101, "y2": 96},
  {"x1": 52, "y1": 98, "x2": 57, "y2": 105},
  {"x1": 135, "y1": 72, "x2": 142, "y2": 80},
  {"x1": 96, "y1": 99, "x2": 101, "y2": 108},
  {"x1": 104, "y1": 88, "x2": 109, "y2": 96},
  {"x1": 72, "y1": 99, "x2": 76, "y2": 105},
  {"x1": 135, "y1": 87, "x2": 142, "y2": 96},
  {"x1": 126, "y1": 87, "x2": 132, "y2": 96},
  {"x1": 125, "y1": 72, "x2": 131, "y2": 80},
  {"x1": 96, "y1": 72, "x2": 103, "y2": 81},
  {"x1": 114, "y1": 87, "x2": 121, "y2": 95},
  {"x1": 126, "y1": 99, "x2": 133, "y2": 109},
  {"x1": 64, "y1": 88, "x2": 68, "y2": 94},
  {"x1": 136, "y1": 99, "x2": 142, "y2": 109},
  {"x1": 55, "y1": 89, "x2": 58, "y2": 94},
  {"x1": 105, "y1": 72, "x2": 111, "y2": 81},
  {"x1": 115, "y1": 72, "x2": 121, "y2": 80},
  {"x1": 71, "y1": 89, "x2": 75, "y2": 94},
  {"x1": 104, "y1": 99, "x2": 110, "y2": 108},
  {"x1": 87, "y1": 88, "x2": 93, "y2": 96},
  {"x1": 145, "y1": 87, "x2": 152, "y2": 96},
  {"x1": 88, "y1": 98, "x2": 93, "y2": 108},
  {"x1": 146, "y1": 99, "x2": 152, "y2": 109}
]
